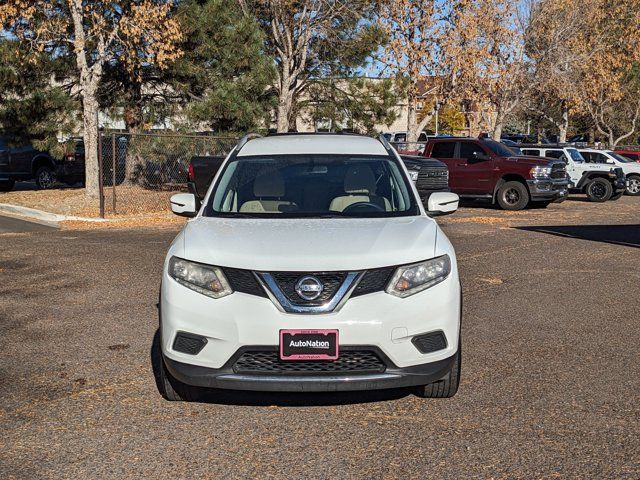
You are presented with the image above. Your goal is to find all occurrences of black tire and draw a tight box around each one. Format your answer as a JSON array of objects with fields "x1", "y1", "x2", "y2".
[
  {"x1": 0, "y1": 179, "x2": 15, "y2": 192},
  {"x1": 585, "y1": 178, "x2": 612, "y2": 202},
  {"x1": 414, "y1": 347, "x2": 461, "y2": 398},
  {"x1": 625, "y1": 175, "x2": 640, "y2": 196},
  {"x1": 496, "y1": 181, "x2": 530, "y2": 210},
  {"x1": 609, "y1": 192, "x2": 624, "y2": 201},
  {"x1": 158, "y1": 354, "x2": 197, "y2": 402},
  {"x1": 35, "y1": 166, "x2": 56, "y2": 190}
]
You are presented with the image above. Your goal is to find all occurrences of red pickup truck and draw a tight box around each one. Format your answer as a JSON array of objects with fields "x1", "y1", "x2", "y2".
[{"x1": 422, "y1": 137, "x2": 569, "y2": 210}]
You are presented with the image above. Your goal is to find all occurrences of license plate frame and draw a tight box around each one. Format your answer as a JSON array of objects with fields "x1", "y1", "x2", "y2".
[{"x1": 279, "y1": 329, "x2": 339, "y2": 361}]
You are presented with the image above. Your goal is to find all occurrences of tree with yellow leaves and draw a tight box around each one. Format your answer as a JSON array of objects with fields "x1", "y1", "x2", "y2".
[
  {"x1": 470, "y1": 0, "x2": 529, "y2": 140},
  {"x1": 577, "y1": 0, "x2": 640, "y2": 147},
  {"x1": 378, "y1": 0, "x2": 489, "y2": 144},
  {"x1": 0, "y1": 1, "x2": 182, "y2": 198}
]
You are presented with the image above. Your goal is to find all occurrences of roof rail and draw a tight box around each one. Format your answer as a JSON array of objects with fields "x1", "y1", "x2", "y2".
[
  {"x1": 378, "y1": 133, "x2": 397, "y2": 156},
  {"x1": 235, "y1": 133, "x2": 262, "y2": 152}
]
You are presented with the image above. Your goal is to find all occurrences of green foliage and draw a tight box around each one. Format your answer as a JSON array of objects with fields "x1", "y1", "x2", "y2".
[
  {"x1": 0, "y1": 39, "x2": 78, "y2": 157},
  {"x1": 171, "y1": 0, "x2": 275, "y2": 132},
  {"x1": 306, "y1": 77, "x2": 398, "y2": 133}
]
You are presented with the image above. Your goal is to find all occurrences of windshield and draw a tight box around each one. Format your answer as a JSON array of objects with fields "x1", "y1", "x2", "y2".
[
  {"x1": 205, "y1": 154, "x2": 419, "y2": 218},
  {"x1": 484, "y1": 139, "x2": 517, "y2": 157},
  {"x1": 567, "y1": 148, "x2": 584, "y2": 162},
  {"x1": 610, "y1": 152, "x2": 632, "y2": 163}
]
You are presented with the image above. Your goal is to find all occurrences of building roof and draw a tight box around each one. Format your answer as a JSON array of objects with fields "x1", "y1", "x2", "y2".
[{"x1": 238, "y1": 134, "x2": 389, "y2": 157}]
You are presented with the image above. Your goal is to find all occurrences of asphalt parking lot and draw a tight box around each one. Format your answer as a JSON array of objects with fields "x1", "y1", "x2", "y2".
[{"x1": 1, "y1": 196, "x2": 639, "y2": 479}]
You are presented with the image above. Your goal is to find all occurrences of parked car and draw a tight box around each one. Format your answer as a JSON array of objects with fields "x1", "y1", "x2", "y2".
[
  {"x1": 400, "y1": 155, "x2": 450, "y2": 204},
  {"x1": 578, "y1": 149, "x2": 640, "y2": 196},
  {"x1": 501, "y1": 134, "x2": 551, "y2": 144},
  {"x1": 520, "y1": 146, "x2": 626, "y2": 202},
  {"x1": 189, "y1": 152, "x2": 451, "y2": 208},
  {"x1": 613, "y1": 149, "x2": 640, "y2": 163},
  {"x1": 159, "y1": 133, "x2": 462, "y2": 401},
  {"x1": 187, "y1": 155, "x2": 226, "y2": 199},
  {"x1": 385, "y1": 132, "x2": 453, "y2": 155},
  {"x1": 423, "y1": 137, "x2": 569, "y2": 210},
  {"x1": 0, "y1": 136, "x2": 84, "y2": 191}
]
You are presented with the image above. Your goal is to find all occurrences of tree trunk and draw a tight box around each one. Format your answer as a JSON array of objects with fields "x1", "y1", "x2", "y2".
[
  {"x1": 82, "y1": 92, "x2": 100, "y2": 199},
  {"x1": 558, "y1": 101, "x2": 569, "y2": 143},
  {"x1": 276, "y1": 93, "x2": 292, "y2": 133},
  {"x1": 492, "y1": 112, "x2": 504, "y2": 141},
  {"x1": 406, "y1": 93, "x2": 419, "y2": 144}
]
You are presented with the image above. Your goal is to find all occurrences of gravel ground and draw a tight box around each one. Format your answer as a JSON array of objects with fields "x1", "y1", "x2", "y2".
[{"x1": 1, "y1": 196, "x2": 639, "y2": 479}]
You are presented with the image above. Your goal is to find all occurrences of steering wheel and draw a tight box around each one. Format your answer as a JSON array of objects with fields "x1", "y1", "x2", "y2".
[{"x1": 342, "y1": 201, "x2": 385, "y2": 214}]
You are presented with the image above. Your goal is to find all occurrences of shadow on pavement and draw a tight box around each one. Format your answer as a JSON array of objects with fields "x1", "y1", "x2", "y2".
[
  {"x1": 150, "y1": 329, "x2": 412, "y2": 406},
  {"x1": 12, "y1": 181, "x2": 83, "y2": 192},
  {"x1": 516, "y1": 224, "x2": 640, "y2": 248}
]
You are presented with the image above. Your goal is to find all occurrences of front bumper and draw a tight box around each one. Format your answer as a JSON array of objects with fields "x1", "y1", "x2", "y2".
[
  {"x1": 164, "y1": 347, "x2": 457, "y2": 392},
  {"x1": 527, "y1": 178, "x2": 570, "y2": 201},
  {"x1": 160, "y1": 266, "x2": 461, "y2": 390}
]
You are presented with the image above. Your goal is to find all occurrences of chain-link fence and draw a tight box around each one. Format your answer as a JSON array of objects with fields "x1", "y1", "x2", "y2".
[{"x1": 98, "y1": 132, "x2": 237, "y2": 217}]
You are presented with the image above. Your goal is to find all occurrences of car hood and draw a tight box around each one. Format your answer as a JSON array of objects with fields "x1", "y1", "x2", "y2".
[
  {"x1": 620, "y1": 162, "x2": 640, "y2": 173},
  {"x1": 181, "y1": 216, "x2": 438, "y2": 271},
  {"x1": 506, "y1": 155, "x2": 558, "y2": 166}
]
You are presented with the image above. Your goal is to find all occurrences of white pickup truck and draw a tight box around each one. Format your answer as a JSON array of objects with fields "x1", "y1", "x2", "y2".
[
  {"x1": 578, "y1": 149, "x2": 640, "y2": 196},
  {"x1": 520, "y1": 146, "x2": 626, "y2": 201},
  {"x1": 158, "y1": 133, "x2": 462, "y2": 401}
]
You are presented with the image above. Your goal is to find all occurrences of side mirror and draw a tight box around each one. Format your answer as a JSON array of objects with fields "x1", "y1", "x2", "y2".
[
  {"x1": 427, "y1": 192, "x2": 459, "y2": 216},
  {"x1": 170, "y1": 193, "x2": 198, "y2": 217}
]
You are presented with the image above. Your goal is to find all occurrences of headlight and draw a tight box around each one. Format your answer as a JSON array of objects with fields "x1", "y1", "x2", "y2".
[
  {"x1": 530, "y1": 166, "x2": 552, "y2": 178},
  {"x1": 386, "y1": 255, "x2": 451, "y2": 298},
  {"x1": 168, "y1": 256, "x2": 232, "y2": 298}
]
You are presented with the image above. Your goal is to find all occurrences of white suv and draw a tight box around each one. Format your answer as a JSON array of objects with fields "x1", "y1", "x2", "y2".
[
  {"x1": 578, "y1": 149, "x2": 640, "y2": 196},
  {"x1": 159, "y1": 134, "x2": 462, "y2": 401},
  {"x1": 520, "y1": 146, "x2": 626, "y2": 201}
]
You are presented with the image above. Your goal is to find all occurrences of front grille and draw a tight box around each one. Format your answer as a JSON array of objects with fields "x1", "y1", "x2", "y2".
[
  {"x1": 550, "y1": 162, "x2": 567, "y2": 179},
  {"x1": 415, "y1": 165, "x2": 449, "y2": 190},
  {"x1": 223, "y1": 265, "x2": 398, "y2": 302},
  {"x1": 233, "y1": 350, "x2": 386, "y2": 375},
  {"x1": 613, "y1": 167, "x2": 624, "y2": 180},
  {"x1": 352, "y1": 266, "x2": 396, "y2": 297},
  {"x1": 270, "y1": 271, "x2": 346, "y2": 305},
  {"x1": 223, "y1": 267, "x2": 267, "y2": 297}
]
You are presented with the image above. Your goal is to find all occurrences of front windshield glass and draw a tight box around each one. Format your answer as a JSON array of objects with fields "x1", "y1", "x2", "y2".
[
  {"x1": 610, "y1": 152, "x2": 631, "y2": 163},
  {"x1": 484, "y1": 139, "x2": 517, "y2": 157},
  {"x1": 206, "y1": 154, "x2": 419, "y2": 218},
  {"x1": 567, "y1": 148, "x2": 584, "y2": 162}
]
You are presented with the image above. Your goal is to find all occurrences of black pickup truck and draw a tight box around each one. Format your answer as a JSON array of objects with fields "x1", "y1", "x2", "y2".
[
  {"x1": 187, "y1": 153, "x2": 450, "y2": 206},
  {"x1": 0, "y1": 137, "x2": 84, "y2": 191}
]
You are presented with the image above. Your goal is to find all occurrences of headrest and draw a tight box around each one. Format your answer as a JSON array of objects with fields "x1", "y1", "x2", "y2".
[
  {"x1": 344, "y1": 165, "x2": 376, "y2": 194},
  {"x1": 253, "y1": 170, "x2": 285, "y2": 197}
]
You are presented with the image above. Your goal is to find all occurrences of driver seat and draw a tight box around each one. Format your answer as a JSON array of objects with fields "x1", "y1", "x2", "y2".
[{"x1": 329, "y1": 165, "x2": 391, "y2": 212}]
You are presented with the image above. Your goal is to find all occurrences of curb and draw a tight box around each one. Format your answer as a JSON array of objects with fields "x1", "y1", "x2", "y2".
[{"x1": 0, "y1": 203, "x2": 108, "y2": 225}]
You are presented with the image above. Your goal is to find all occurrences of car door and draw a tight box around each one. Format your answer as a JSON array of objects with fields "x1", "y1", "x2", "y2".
[
  {"x1": 8, "y1": 143, "x2": 35, "y2": 175},
  {"x1": 429, "y1": 141, "x2": 459, "y2": 190},
  {"x1": 455, "y1": 141, "x2": 494, "y2": 194}
]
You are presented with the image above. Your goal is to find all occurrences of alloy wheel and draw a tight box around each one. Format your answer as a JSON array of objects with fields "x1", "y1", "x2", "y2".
[
  {"x1": 590, "y1": 182, "x2": 606, "y2": 199},
  {"x1": 628, "y1": 178, "x2": 640, "y2": 194},
  {"x1": 39, "y1": 170, "x2": 54, "y2": 189},
  {"x1": 504, "y1": 188, "x2": 520, "y2": 205}
]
